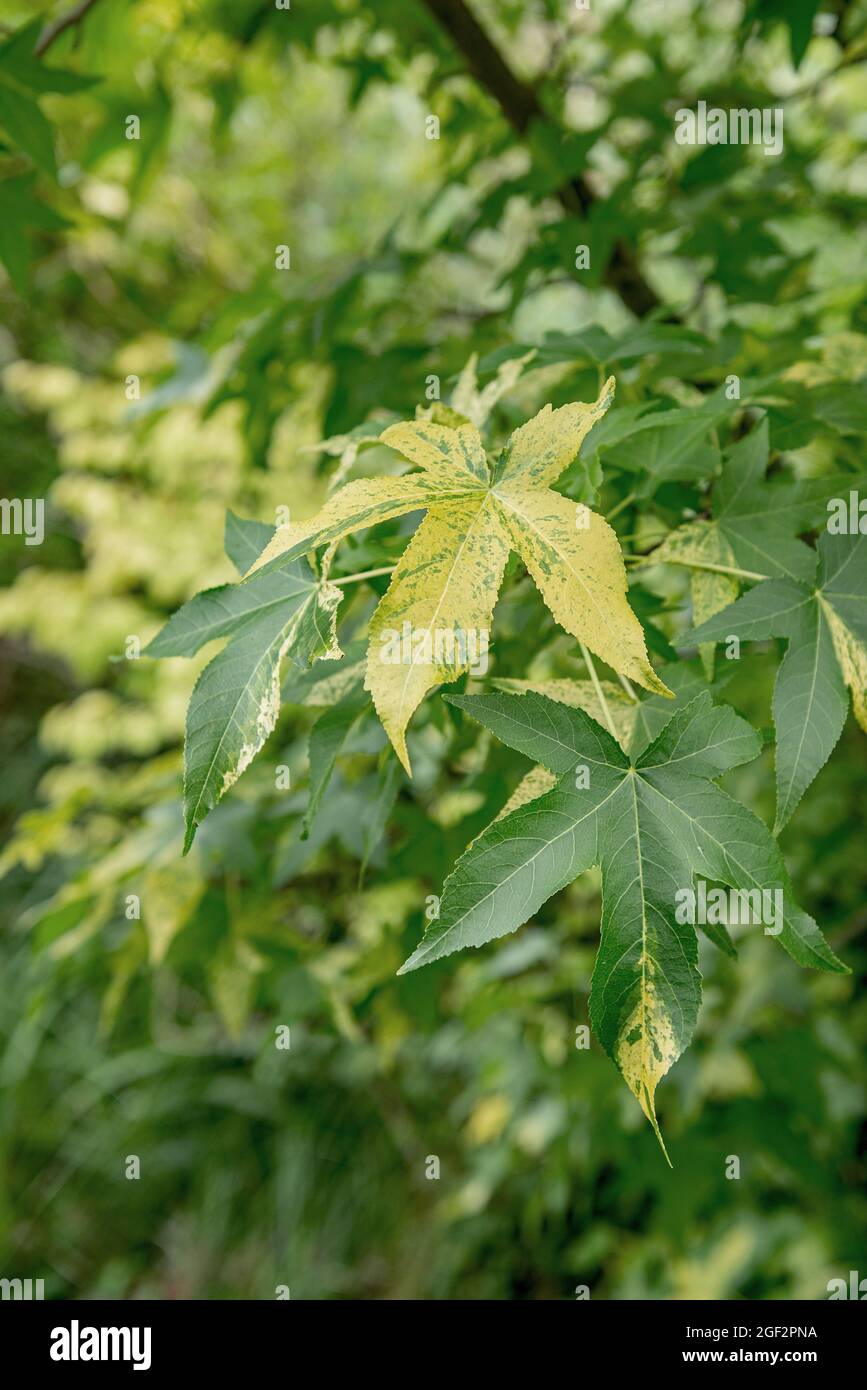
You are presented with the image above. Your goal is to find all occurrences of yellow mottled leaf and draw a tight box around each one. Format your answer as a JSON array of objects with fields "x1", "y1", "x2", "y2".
[
  {"x1": 168, "y1": 374, "x2": 671, "y2": 792},
  {"x1": 380, "y1": 418, "x2": 489, "y2": 487},
  {"x1": 495, "y1": 375, "x2": 614, "y2": 488},
  {"x1": 824, "y1": 601, "x2": 867, "y2": 732},
  {"x1": 365, "y1": 496, "x2": 509, "y2": 773},
  {"x1": 615, "y1": 963, "x2": 679, "y2": 1164},
  {"x1": 246, "y1": 474, "x2": 474, "y2": 576},
  {"x1": 652, "y1": 521, "x2": 744, "y2": 678},
  {"x1": 493, "y1": 486, "x2": 671, "y2": 697},
  {"x1": 494, "y1": 763, "x2": 557, "y2": 820}
]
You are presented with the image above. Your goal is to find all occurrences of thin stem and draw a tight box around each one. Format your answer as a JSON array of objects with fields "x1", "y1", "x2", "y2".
[
  {"x1": 624, "y1": 554, "x2": 764, "y2": 581},
  {"x1": 606, "y1": 491, "x2": 636, "y2": 522},
  {"x1": 36, "y1": 0, "x2": 102, "y2": 55},
  {"x1": 617, "y1": 671, "x2": 638, "y2": 703},
  {"x1": 579, "y1": 641, "x2": 617, "y2": 738},
  {"x1": 331, "y1": 565, "x2": 396, "y2": 587}
]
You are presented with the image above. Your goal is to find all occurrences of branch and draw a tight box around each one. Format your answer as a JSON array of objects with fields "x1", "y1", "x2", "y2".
[
  {"x1": 36, "y1": 0, "x2": 103, "y2": 57},
  {"x1": 420, "y1": 0, "x2": 662, "y2": 317}
]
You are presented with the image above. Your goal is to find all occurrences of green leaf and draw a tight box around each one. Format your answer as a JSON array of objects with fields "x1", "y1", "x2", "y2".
[
  {"x1": 741, "y1": 0, "x2": 823, "y2": 69},
  {"x1": 654, "y1": 420, "x2": 860, "y2": 585},
  {"x1": 399, "y1": 691, "x2": 846, "y2": 1152},
  {"x1": 0, "y1": 171, "x2": 66, "y2": 290},
  {"x1": 0, "y1": 76, "x2": 56, "y2": 174},
  {"x1": 0, "y1": 20, "x2": 98, "y2": 94},
  {"x1": 600, "y1": 402, "x2": 730, "y2": 498},
  {"x1": 146, "y1": 561, "x2": 343, "y2": 850},
  {"x1": 649, "y1": 420, "x2": 867, "y2": 680},
  {"x1": 302, "y1": 681, "x2": 368, "y2": 838},
  {"x1": 359, "y1": 751, "x2": 402, "y2": 881},
  {"x1": 224, "y1": 509, "x2": 275, "y2": 575},
  {"x1": 686, "y1": 532, "x2": 867, "y2": 831}
]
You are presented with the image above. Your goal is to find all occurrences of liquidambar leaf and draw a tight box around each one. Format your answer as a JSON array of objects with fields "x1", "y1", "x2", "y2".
[
  {"x1": 147, "y1": 554, "x2": 342, "y2": 852},
  {"x1": 234, "y1": 376, "x2": 668, "y2": 773},
  {"x1": 648, "y1": 419, "x2": 865, "y2": 678},
  {"x1": 495, "y1": 676, "x2": 640, "y2": 749},
  {"x1": 686, "y1": 531, "x2": 867, "y2": 831},
  {"x1": 398, "y1": 690, "x2": 846, "y2": 1155},
  {"x1": 247, "y1": 475, "x2": 480, "y2": 577},
  {"x1": 365, "y1": 495, "x2": 510, "y2": 771}
]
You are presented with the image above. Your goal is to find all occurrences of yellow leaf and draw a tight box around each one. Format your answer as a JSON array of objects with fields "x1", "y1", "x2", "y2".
[
  {"x1": 246, "y1": 474, "x2": 476, "y2": 576},
  {"x1": 450, "y1": 348, "x2": 537, "y2": 428},
  {"x1": 691, "y1": 569, "x2": 739, "y2": 680},
  {"x1": 494, "y1": 763, "x2": 557, "y2": 821},
  {"x1": 495, "y1": 375, "x2": 614, "y2": 488},
  {"x1": 365, "y1": 496, "x2": 509, "y2": 772},
  {"x1": 824, "y1": 600, "x2": 867, "y2": 732},
  {"x1": 493, "y1": 486, "x2": 670, "y2": 697},
  {"x1": 229, "y1": 375, "x2": 671, "y2": 774},
  {"x1": 380, "y1": 418, "x2": 489, "y2": 486},
  {"x1": 142, "y1": 861, "x2": 203, "y2": 965},
  {"x1": 615, "y1": 961, "x2": 677, "y2": 1166}
]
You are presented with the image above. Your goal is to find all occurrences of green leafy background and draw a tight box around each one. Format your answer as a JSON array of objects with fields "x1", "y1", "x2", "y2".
[{"x1": 1, "y1": 0, "x2": 866, "y2": 1298}]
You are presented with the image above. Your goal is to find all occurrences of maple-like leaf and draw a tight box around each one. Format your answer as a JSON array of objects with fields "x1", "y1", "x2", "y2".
[
  {"x1": 244, "y1": 377, "x2": 670, "y2": 772},
  {"x1": 647, "y1": 419, "x2": 864, "y2": 678},
  {"x1": 147, "y1": 514, "x2": 342, "y2": 852},
  {"x1": 493, "y1": 662, "x2": 723, "y2": 769},
  {"x1": 398, "y1": 689, "x2": 846, "y2": 1157},
  {"x1": 685, "y1": 531, "x2": 867, "y2": 831}
]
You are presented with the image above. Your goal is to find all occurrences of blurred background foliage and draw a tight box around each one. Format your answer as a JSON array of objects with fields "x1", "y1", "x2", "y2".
[{"x1": 1, "y1": 0, "x2": 866, "y2": 1299}]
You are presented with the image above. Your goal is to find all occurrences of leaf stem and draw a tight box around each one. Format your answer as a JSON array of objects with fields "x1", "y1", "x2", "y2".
[
  {"x1": 332, "y1": 566, "x2": 396, "y2": 587},
  {"x1": 605, "y1": 491, "x2": 637, "y2": 522},
  {"x1": 579, "y1": 641, "x2": 617, "y2": 738},
  {"x1": 624, "y1": 554, "x2": 765, "y2": 581},
  {"x1": 617, "y1": 671, "x2": 638, "y2": 703}
]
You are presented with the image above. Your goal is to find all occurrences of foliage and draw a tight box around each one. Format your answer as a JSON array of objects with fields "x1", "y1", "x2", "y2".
[{"x1": 1, "y1": 0, "x2": 866, "y2": 1298}]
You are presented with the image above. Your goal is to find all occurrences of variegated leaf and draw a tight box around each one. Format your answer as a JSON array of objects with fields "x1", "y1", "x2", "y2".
[{"x1": 399, "y1": 690, "x2": 846, "y2": 1156}]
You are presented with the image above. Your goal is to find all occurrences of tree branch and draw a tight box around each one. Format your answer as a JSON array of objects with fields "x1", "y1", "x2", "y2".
[
  {"x1": 420, "y1": 0, "x2": 662, "y2": 317},
  {"x1": 36, "y1": 0, "x2": 103, "y2": 57}
]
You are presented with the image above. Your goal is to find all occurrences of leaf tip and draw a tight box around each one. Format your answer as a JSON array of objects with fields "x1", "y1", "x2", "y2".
[{"x1": 642, "y1": 1090, "x2": 673, "y2": 1167}]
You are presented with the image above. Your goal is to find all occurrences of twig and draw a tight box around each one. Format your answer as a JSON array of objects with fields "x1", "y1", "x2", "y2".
[
  {"x1": 36, "y1": 0, "x2": 102, "y2": 56},
  {"x1": 579, "y1": 640, "x2": 617, "y2": 738},
  {"x1": 420, "y1": 0, "x2": 662, "y2": 318}
]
